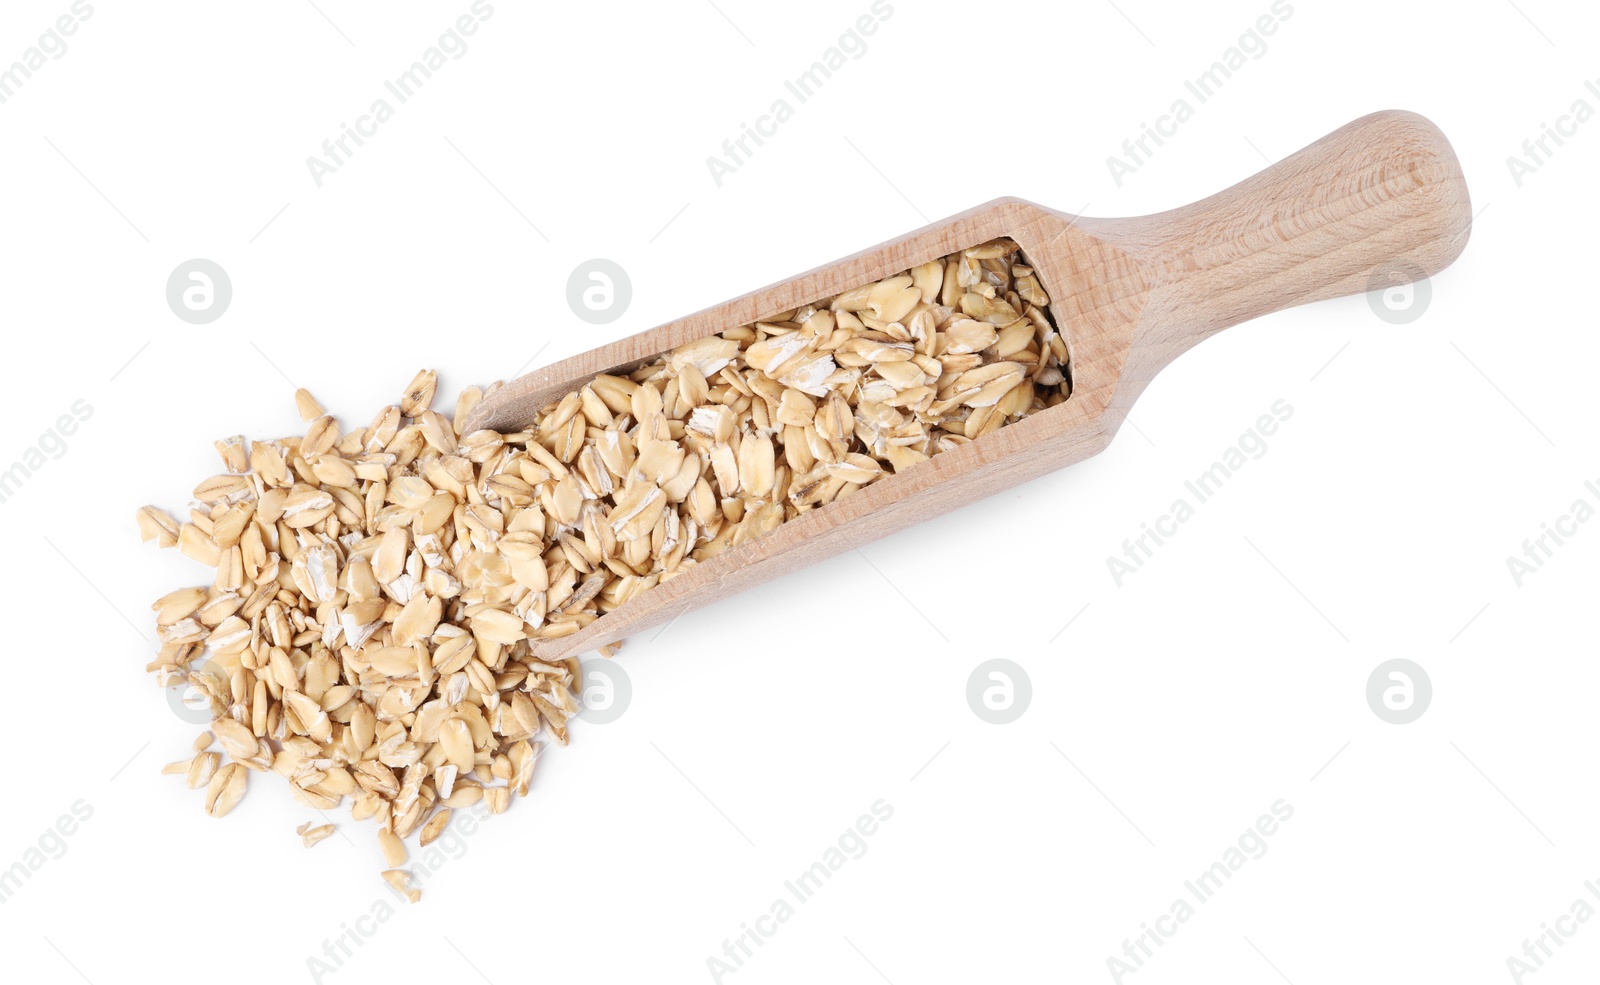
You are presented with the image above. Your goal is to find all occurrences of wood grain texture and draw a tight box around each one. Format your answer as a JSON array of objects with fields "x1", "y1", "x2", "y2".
[{"x1": 463, "y1": 110, "x2": 1472, "y2": 661}]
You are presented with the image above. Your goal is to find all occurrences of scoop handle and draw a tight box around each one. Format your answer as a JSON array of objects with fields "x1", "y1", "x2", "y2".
[{"x1": 1076, "y1": 110, "x2": 1473, "y2": 373}]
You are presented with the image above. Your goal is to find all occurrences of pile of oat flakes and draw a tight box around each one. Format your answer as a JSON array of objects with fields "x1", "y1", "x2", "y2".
[{"x1": 136, "y1": 238, "x2": 1069, "y2": 900}]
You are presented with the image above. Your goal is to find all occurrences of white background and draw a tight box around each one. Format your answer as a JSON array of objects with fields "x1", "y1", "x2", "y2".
[{"x1": 0, "y1": 1, "x2": 1594, "y2": 983}]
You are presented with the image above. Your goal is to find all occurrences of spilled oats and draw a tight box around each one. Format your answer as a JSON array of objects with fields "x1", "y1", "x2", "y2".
[{"x1": 137, "y1": 239, "x2": 1068, "y2": 897}]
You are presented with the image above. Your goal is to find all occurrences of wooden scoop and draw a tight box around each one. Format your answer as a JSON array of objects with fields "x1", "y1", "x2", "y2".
[{"x1": 464, "y1": 109, "x2": 1472, "y2": 661}]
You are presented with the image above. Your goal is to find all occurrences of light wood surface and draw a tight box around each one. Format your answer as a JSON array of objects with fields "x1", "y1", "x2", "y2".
[{"x1": 464, "y1": 110, "x2": 1473, "y2": 660}]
